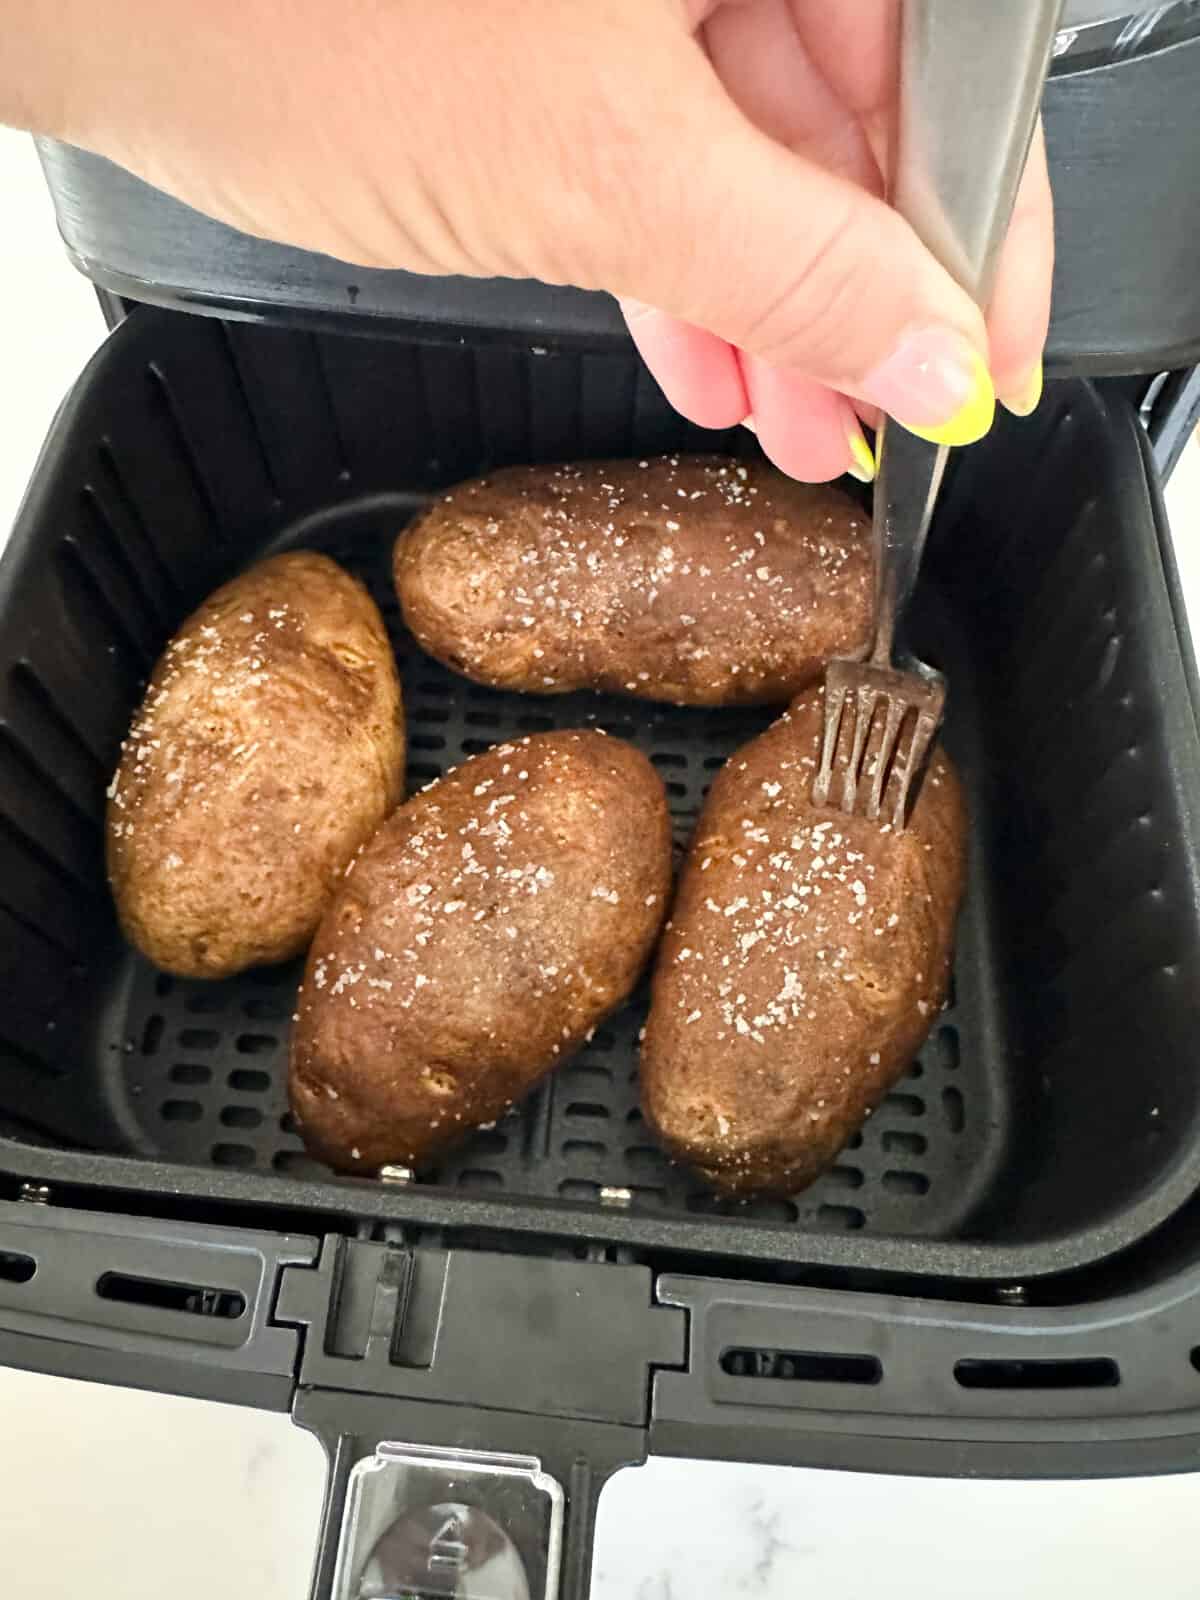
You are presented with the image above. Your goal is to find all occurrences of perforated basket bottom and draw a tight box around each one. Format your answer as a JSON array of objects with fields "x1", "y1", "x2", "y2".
[{"x1": 113, "y1": 498, "x2": 1001, "y2": 1239}]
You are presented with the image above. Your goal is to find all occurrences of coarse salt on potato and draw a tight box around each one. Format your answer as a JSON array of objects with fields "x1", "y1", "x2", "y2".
[
  {"x1": 395, "y1": 456, "x2": 871, "y2": 707},
  {"x1": 289, "y1": 729, "x2": 671, "y2": 1173},
  {"x1": 641, "y1": 684, "x2": 966, "y2": 1196},
  {"x1": 106, "y1": 551, "x2": 404, "y2": 978}
]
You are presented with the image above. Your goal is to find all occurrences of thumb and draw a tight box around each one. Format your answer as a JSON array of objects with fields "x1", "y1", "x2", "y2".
[{"x1": 609, "y1": 53, "x2": 995, "y2": 449}]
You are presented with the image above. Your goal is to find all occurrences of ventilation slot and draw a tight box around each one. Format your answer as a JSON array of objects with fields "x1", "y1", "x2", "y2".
[
  {"x1": 96, "y1": 1271, "x2": 245, "y2": 1319},
  {"x1": 9, "y1": 660, "x2": 110, "y2": 777},
  {"x1": 721, "y1": 1347, "x2": 882, "y2": 1385},
  {"x1": 56, "y1": 538, "x2": 154, "y2": 676},
  {"x1": 79, "y1": 487, "x2": 172, "y2": 636},
  {"x1": 94, "y1": 441, "x2": 184, "y2": 609},
  {"x1": 145, "y1": 364, "x2": 224, "y2": 539},
  {"x1": 0, "y1": 1032, "x2": 64, "y2": 1080},
  {"x1": 0, "y1": 1251, "x2": 36, "y2": 1285},
  {"x1": 954, "y1": 1357, "x2": 1119, "y2": 1390},
  {"x1": 169, "y1": 1063, "x2": 211, "y2": 1086},
  {"x1": 217, "y1": 322, "x2": 283, "y2": 503},
  {"x1": 0, "y1": 773, "x2": 97, "y2": 899}
]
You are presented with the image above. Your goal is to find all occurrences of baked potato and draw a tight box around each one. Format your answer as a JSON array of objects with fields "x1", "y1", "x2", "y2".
[
  {"x1": 641, "y1": 685, "x2": 966, "y2": 1195},
  {"x1": 395, "y1": 456, "x2": 871, "y2": 706},
  {"x1": 289, "y1": 729, "x2": 671, "y2": 1173},
  {"x1": 107, "y1": 551, "x2": 405, "y2": 978}
]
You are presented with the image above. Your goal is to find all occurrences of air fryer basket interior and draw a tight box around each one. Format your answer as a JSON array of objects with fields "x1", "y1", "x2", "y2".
[{"x1": 1, "y1": 308, "x2": 1199, "y2": 1283}]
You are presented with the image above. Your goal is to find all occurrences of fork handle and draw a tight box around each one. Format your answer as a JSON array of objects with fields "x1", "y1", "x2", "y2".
[
  {"x1": 895, "y1": 0, "x2": 1063, "y2": 306},
  {"x1": 872, "y1": 0, "x2": 1063, "y2": 661},
  {"x1": 870, "y1": 430, "x2": 948, "y2": 666}
]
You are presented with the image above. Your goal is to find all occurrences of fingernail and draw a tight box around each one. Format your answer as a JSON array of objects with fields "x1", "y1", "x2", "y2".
[
  {"x1": 846, "y1": 425, "x2": 876, "y2": 483},
  {"x1": 859, "y1": 328, "x2": 996, "y2": 448},
  {"x1": 1002, "y1": 358, "x2": 1043, "y2": 419}
]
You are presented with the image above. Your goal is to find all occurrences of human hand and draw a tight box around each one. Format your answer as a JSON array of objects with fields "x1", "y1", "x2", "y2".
[
  {"x1": 11, "y1": 0, "x2": 1051, "y2": 482},
  {"x1": 624, "y1": 0, "x2": 1053, "y2": 480}
]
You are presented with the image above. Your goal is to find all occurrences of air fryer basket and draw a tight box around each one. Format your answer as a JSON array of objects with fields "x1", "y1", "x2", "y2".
[{"x1": 2, "y1": 308, "x2": 1200, "y2": 1289}]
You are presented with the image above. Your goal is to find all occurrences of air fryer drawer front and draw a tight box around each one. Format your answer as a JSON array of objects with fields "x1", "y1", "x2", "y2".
[
  {"x1": 33, "y1": 21, "x2": 1200, "y2": 375},
  {"x1": 7, "y1": 1200, "x2": 1200, "y2": 1600}
]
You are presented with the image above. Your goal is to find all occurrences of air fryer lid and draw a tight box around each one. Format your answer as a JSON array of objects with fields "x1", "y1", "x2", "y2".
[{"x1": 1063, "y1": 0, "x2": 1173, "y2": 21}]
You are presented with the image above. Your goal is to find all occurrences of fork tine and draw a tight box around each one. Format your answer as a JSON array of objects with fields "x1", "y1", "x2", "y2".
[
  {"x1": 841, "y1": 684, "x2": 879, "y2": 814},
  {"x1": 866, "y1": 695, "x2": 908, "y2": 821},
  {"x1": 813, "y1": 655, "x2": 945, "y2": 829},
  {"x1": 812, "y1": 675, "x2": 848, "y2": 809},
  {"x1": 891, "y1": 702, "x2": 941, "y2": 829}
]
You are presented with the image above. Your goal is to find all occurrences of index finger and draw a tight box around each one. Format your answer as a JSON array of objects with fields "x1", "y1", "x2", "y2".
[{"x1": 986, "y1": 119, "x2": 1055, "y2": 415}]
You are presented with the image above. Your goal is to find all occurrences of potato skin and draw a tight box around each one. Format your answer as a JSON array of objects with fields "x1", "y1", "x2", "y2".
[
  {"x1": 107, "y1": 552, "x2": 405, "y2": 978},
  {"x1": 289, "y1": 731, "x2": 671, "y2": 1173},
  {"x1": 641, "y1": 686, "x2": 966, "y2": 1196},
  {"x1": 395, "y1": 456, "x2": 871, "y2": 706}
]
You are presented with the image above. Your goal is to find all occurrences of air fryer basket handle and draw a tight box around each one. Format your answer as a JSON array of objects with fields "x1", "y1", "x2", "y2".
[
  {"x1": 293, "y1": 1390, "x2": 642, "y2": 1600},
  {"x1": 274, "y1": 1238, "x2": 684, "y2": 1598}
]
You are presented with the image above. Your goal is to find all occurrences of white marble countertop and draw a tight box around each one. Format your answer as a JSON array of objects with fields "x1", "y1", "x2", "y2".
[{"x1": 2, "y1": 127, "x2": 1199, "y2": 1599}]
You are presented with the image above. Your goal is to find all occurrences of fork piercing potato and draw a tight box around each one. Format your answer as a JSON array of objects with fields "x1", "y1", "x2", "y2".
[
  {"x1": 394, "y1": 456, "x2": 872, "y2": 707},
  {"x1": 107, "y1": 552, "x2": 405, "y2": 978},
  {"x1": 290, "y1": 730, "x2": 672, "y2": 1173},
  {"x1": 641, "y1": 684, "x2": 966, "y2": 1196}
]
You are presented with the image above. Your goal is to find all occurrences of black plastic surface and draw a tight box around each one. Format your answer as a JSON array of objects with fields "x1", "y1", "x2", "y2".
[
  {"x1": 653, "y1": 1264, "x2": 1200, "y2": 1441},
  {"x1": 2, "y1": 310, "x2": 1200, "y2": 1288},
  {"x1": 275, "y1": 1238, "x2": 685, "y2": 1425},
  {"x1": 276, "y1": 1238, "x2": 682, "y2": 1599},
  {"x1": 1149, "y1": 367, "x2": 1200, "y2": 479},
  {"x1": 0, "y1": 1197, "x2": 315, "y2": 1407},
  {"x1": 32, "y1": 28, "x2": 1200, "y2": 376}
]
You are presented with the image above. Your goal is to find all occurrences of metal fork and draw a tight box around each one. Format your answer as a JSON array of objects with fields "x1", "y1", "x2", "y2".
[{"x1": 813, "y1": 0, "x2": 1063, "y2": 828}]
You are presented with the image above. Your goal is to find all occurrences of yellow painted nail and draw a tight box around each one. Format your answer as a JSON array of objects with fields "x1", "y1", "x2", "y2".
[
  {"x1": 901, "y1": 349, "x2": 996, "y2": 448},
  {"x1": 1002, "y1": 358, "x2": 1044, "y2": 419},
  {"x1": 846, "y1": 428, "x2": 877, "y2": 483}
]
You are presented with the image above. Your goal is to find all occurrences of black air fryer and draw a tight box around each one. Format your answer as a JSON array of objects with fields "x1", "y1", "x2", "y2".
[{"x1": 5, "y1": 6, "x2": 1200, "y2": 1597}]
